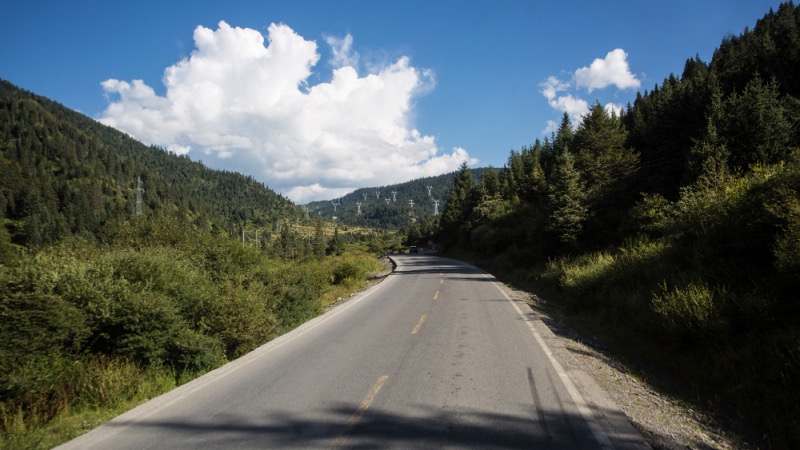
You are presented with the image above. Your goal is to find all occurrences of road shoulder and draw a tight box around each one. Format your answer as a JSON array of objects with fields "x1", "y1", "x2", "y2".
[{"x1": 505, "y1": 286, "x2": 741, "y2": 449}]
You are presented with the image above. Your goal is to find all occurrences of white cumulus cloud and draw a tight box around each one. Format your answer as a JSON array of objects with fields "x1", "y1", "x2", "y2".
[
  {"x1": 540, "y1": 48, "x2": 639, "y2": 132},
  {"x1": 540, "y1": 75, "x2": 570, "y2": 101},
  {"x1": 324, "y1": 33, "x2": 359, "y2": 69},
  {"x1": 99, "y1": 21, "x2": 473, "y2": 203},
  {"x1": 574, "y1": 48, "x2": 640, "y2": 92}
]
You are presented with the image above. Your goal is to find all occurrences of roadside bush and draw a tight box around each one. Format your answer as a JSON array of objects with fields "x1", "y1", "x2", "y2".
[
  {"x1": 204, "y1": 278, "x2": 278, "y2": 359},
  {"x1": 268, "y1": 262, "x2": 328, "y2": 329},
  {"x1": 0, "y1": 282, "x2": 89, "y2": 380},
  {"x1": 105, "y1": 247, "x2": 218, "y2": 330},
  {"x1": 651, "y1": 281, "x2": 725, "y2": 342}
]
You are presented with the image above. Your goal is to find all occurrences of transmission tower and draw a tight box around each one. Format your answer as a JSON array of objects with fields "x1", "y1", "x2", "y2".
[
  {"x1": 356, "y1": 202, "x2": 362, "y2": 215},
  {"x1": 408, "y1": 199, "x2": 415, "y2": 208},
  {"x1": 391, "y1": 191, "x2": 398, "y2": 202},
  {"x1": 135, "y1": 176, "x2": 144, "y2": 216},
  {"x1": 433, "y1": 200, "x2": 440, "y2": 215},
  {"x1": 363, "y1": 193, "x2": 368, "y2": 201},
  {"x1": 385, "y1": 198, "x2": 390, "y2": 204},
  {"x1": 331, "y1": 201, "x2": 338, "y2": 212},
  {"x1": 426, "y1": 185, "x2": 433, "y2": 197},
  {"x1": 375, "y1": 190, "x2": 380, "y2": 200}
]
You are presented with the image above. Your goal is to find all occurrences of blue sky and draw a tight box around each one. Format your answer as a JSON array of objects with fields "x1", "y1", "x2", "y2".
[{"x1": 1, "y1": 0, "x2": 784, "y2": 202}]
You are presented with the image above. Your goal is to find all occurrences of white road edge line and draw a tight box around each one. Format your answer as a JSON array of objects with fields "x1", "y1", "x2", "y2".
[{"x1": 490, "y1": 277, "x2": 616, "y2": 450}]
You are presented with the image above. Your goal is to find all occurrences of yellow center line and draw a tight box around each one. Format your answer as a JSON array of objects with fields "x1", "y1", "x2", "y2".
[
  {"x1": 330, "y1": 375, "x2": 389, "y2": 449},
  {"x1": 411, "y1": 314, "x2": 427, "y2": 334},
  {"x1": 433, "y1": 290, "x2": 439, "y2": 300}
]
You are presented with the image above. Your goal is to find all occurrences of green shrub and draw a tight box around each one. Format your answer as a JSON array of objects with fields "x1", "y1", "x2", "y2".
[
  {"x1": 268, "y1": 262, "x2": 327, "y2": 329},
  {"x1": 204, "y1": 278, "x2": 277, "y2": 359},
  {"x1": 651, "y1": 281, "x2": 724, "y2": 341},
  {"x1": 0, "y1": 282, "x2": 89, "y2": 380},
  {"x1": 105, "y1": 247, "x2": 218, "y2": 329},
  {"x1": 332, "y1": 260, "x2": 366, "y2": 285}
]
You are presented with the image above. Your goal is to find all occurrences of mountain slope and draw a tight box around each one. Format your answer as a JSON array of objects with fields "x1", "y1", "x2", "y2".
[
  {"x1": 303, "y1": 169, "x2": 485, "y2": 228},
  {"x1": 0, "y1": 80, "x2": 302, "y2": 248}
]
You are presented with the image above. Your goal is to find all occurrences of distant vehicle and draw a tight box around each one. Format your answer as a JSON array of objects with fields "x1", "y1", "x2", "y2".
[{"x1": 409, "y1": 246, "x2": 417, "y2": 254}]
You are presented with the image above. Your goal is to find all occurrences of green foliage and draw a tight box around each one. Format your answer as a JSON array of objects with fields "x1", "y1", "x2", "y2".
[
  {"x1": 329, "y1": 252, "x2": 383, "y2": 287},
  {"x1": 0, "y1": 281, "x2": 89, "y2": 379},
  {"x1": 721, "y1": 75, "x2": 795, "y2": 171},
  {"x1": 0, "y1": 213, "x2": 387, "y2": 447},
  {"x1": 438, "y1": 162, "x2": 475, "y2": 249},
  {"x1": 546, "y1": 151, "x2": 588, "y2": 247},
  {"x1": 711, "y1": 1, "x2": 800, "y2": 99},
  {"x1": 0, "y1": 354, "x2": 178, "y2": 450},
  {"x1": 651, "y1": 281, "x2": 724, "y2": 340}
]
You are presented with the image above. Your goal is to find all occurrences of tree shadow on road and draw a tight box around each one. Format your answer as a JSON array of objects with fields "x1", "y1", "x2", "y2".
[{"x1": 104, "y1": 401, "x2": 627, "y2": 449}]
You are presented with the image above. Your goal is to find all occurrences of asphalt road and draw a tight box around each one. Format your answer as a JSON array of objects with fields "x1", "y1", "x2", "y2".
[{"x1": 58, "y1": 255, "x2": 648, "y2": 449}]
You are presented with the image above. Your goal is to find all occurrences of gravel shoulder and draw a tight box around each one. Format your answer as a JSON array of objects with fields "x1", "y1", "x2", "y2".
[{"x1": 509, "y1": 286, "x2": 747, "y2": 450}]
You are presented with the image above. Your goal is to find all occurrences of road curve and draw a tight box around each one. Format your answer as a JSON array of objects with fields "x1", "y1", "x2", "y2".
[{"x1": 57, "y1": 255, "x2": 648, "y2": 449}]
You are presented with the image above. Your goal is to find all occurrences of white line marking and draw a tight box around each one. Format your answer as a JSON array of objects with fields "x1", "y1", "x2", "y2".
[{"x1": 490, "y1": 277, "x2": 615, "y2": 450}]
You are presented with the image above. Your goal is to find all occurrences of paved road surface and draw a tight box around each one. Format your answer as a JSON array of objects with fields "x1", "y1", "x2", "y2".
[{"x1": 58, "y1": 255, "x2": 648, "y2": 449}]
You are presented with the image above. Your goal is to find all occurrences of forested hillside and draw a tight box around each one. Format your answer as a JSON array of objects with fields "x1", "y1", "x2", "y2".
[
  {"x1": 303, "y1": 169, "x2": 485, "y2": 229},
  {"x1": 438, "y1": 2, "x2": 800, "y2": 447},
  {"x1": 0, "y1": 80, "x2": 302, "y2": 251}
]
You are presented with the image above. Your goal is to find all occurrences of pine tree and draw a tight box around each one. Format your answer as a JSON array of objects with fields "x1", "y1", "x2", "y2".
[
  {"x1": 438, "y1": 162, "x2": 474, "y2": 248},
  {"x1": 479, "y1": 166, "x2": 500, "y2": 199},
  {"x1": 326, "y1": 227, "x2": 343, "y2": 256},
  {"x1": 573, "y1": 102, "x2": 639, "y2": 203},
  {"x1": 688, "y1": 76, "x2": 730, "y2": 182},
  {"x1": 721, "y1": 75, "x2": 794, "y2": 171},
  {"x1": 547, "y1": 151, "x2": 588, "y2": 247},
  {"x1": 553, "y1": 112, "x2": 574, "y2": 158}
]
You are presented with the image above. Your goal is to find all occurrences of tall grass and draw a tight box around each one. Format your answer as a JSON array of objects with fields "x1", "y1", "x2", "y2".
[{"x1": 0, "y1": 355, "x2": 179, "y2": 450}]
